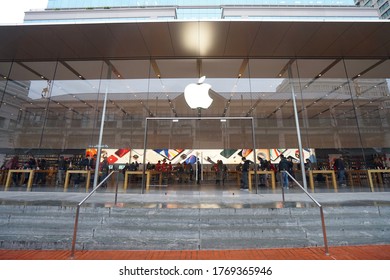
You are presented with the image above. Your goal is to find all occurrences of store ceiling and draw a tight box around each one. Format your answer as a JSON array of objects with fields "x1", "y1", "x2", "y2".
[
  {"x1": 1, "y1": 20, "x2": 390, "y2": 62},
  {"x1": 0, "y1": 21, "x2": 389, "y2": 121}
]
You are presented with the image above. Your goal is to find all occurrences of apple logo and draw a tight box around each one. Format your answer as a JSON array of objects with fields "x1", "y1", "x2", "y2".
[{"x1": 184, "y1": 76, "x2": 213, "y2": 109}]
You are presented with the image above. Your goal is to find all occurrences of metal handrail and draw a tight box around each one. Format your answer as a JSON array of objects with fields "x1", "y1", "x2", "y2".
[
  {"x1": 282, "y1": 171, "x2": 329, "y2": 255},
  {"x1": 70, "y1": 170, "x2": 118, "y2": 259}
]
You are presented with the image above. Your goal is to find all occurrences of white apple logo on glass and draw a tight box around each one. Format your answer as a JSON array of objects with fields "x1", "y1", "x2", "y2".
[{"x1": 184, "y1": 76, "x2": 213, "y2": 109}]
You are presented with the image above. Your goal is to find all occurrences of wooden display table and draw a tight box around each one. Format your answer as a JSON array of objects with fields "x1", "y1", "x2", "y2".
[
  {"x1": 248, "y1": 170, "x2": 276, "y2": 190},
  {"x1": 0, "y1": 170, "x2": 9, "y2": 186},
  {"x1": 124, "y1": 170, "x2": 162, "y2": 191},
  {"x1": 308, "y1": 170, "x2": 337, "y2": 190},
  {"x1": 5, "y1": 169, "x2": 35, "y2": 189},
  {"x1": 228, "y1": 170, "x2": 241, "y2": 186},
  {"x1": 202, "y1": 170, "x2": 215, "y2": 181},
  {"x1": 64, "y1": 170, "x2": 91, "y2": 191},
  {"x1": 346, "y1": 170, "x2": 368, "y2": 187},
  {"x1": 367, "y1": 169, "x2": 390, "y2": 192},
  {"x1": 33, "y1": 169, "x2": 57, "y2": 185}
]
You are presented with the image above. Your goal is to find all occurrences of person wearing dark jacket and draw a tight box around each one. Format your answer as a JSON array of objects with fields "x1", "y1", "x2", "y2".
[
  {"x1": 278, "y1": 155, "x2": 289, "y2": 189},
  {"x1": 241, "y1": 157, "x2": 251, "y2": 189},
  {"x1": 287, "y1": 156, "x2": 295, "y2": 188},
  {"x1": 100, "y1": 156, "x2": 110, "y2": 188},
  {"x1": 57, "y1": 156, "x2": 67, "y2": 185},
  {"x1": 334, "y1": 156, "x2": 346, "y2": 187}
]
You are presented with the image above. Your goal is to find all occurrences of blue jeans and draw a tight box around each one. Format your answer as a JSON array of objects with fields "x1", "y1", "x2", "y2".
[
  {"x1": 338, "y1": 170, "x2": 345, "y2": 185},
  {"x1": 241, "y1": 171, "x2": 248, "y2": 188},
  {"x1": 281, "y1": 171, "x2": 289, "y2": 188}
]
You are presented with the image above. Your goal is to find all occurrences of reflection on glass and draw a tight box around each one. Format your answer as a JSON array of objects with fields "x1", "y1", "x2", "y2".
[{"x1": 0, "y1": 58, "x2": 388, "y2": 181}]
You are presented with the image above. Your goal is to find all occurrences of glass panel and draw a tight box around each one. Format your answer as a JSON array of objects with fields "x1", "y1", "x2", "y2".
[
  {"x1": 102, "y1": 59, "x2": 152, "y2": 148},
  {"x1": 1, "y1": 57, "x2": 389, "y2": 177},
  {"x1": 291, "y1": 59, "x2": 358, "y2": 169},
  {"x1": 344, "y1": 59, "x2": 390, "y2": 169},
  {"x1": 292, "y1": 58, "x2": 390, "y2": 171},
  {"x1": 0, "y1": 61, "x2": 57, "y2": 151},
  {"x1": 248, "y1": 59, "x2": 295, "y2": 149},
  {"x1": 0, "y1": 62, "x2": 13, "y2": 156}
]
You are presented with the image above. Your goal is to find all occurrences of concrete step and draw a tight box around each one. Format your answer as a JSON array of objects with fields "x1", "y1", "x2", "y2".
[{"x1": 0, "y1": 204, "x2": 389, "y2": 250}]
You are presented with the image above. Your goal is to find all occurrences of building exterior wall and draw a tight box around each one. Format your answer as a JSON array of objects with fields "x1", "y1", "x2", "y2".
[
  {"x1": 355, "y1": 0, "x2": 390, "y2": 19},
  {"x1": 24, "y1": 0, "x2": 380, "y2": 23}
]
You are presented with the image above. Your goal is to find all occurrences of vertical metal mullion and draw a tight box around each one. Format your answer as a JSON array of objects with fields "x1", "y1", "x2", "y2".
[{"x1": 288, "y1": 64, "x2": 308, "y2": 190}]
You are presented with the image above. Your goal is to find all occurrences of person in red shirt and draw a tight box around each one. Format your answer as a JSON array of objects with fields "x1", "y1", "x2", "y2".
[
  {"x1": 161, "y1": 159, "x2": 167, "y2": 172},
  {"x1": 155, "y1": 160, "x2": 162, "y2": 171}
]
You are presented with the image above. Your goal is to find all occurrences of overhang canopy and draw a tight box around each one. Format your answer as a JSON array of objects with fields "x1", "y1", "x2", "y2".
[{"x1": 0, "y1": 20, "x2": 390, "y2": 61}]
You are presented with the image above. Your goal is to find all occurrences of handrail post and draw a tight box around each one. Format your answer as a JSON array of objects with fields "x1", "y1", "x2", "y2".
[
  {"x1": 320, "y1": 206, "x2": 329, "y2": 255},
  {"x1": 250, "y1": 117, "x2": 258, "y2": 194},
  {"x1": 282, "y1": 171, "x2": 329, "y2": 255},
  {"x1": 70, "y1": 205, "x2": 80, "y2": 259},
  {"x1": 114, "y1": 171, "x2": 119, "y2": 205},
  {"x1": 69, "y1": 170, "x2": 117, "y2": 259}
]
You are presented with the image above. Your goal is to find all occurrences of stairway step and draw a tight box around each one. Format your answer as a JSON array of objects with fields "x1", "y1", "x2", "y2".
[{"x1": 0, "y1": 204, "x2": 389, "y2": 250}]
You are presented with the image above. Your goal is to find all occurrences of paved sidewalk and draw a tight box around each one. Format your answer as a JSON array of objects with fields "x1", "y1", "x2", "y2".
[
  {"x1": 1, "y1": 190, "x2": 389, "y2": 260},
  {"x1": 1, "y1": 191, "x2": 390, "y2": 207},
  {"x1": 1, "y1": 245, "x2": 390, "y2": 260}
]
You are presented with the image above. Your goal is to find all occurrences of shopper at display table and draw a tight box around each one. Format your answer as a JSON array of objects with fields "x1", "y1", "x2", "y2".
[
  {"x1": 240, "y1": 157, "x2": 251, "y2": 190},
  {"x1": 334, "y1": 156, "x2": 346, "y2": 187},
  {"x1": 56, "y1": 156, "x2": 67, "y2": 185},
  {"x1": 278, "y1": 155, "x2": 290, "y2": 189}
]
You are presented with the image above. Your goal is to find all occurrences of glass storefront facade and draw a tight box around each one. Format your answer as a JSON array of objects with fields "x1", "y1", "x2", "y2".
[
  {"x1": 1, "y1": 57, "x2": 389, "y2": 169},
  {"x1": 47, "y1": 0, "x2": 357, "y2": 9},
  {"x1": 36, "y1": 0, "x2": 379, "y2": 23}
]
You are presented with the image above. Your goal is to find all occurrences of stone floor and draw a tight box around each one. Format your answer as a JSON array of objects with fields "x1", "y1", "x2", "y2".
[
  {"x1": 1, "y1": 177, "x2": 389, "y2": 261},
  {"x1": 1, "y1": 179, "x2": 390, "y2": 209}
]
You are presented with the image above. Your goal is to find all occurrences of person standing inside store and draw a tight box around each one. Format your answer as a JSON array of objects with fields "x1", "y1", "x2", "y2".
[
  {"x1": 334, "y1": 155, "x2": 346, "y2": 187},
  {"x1": 304, "y1": 159, "x2": 312, "y2": 171},
  {"x1": 56, "y1": 156, "x2": 67, "y2": 185},
  {"x1": 91, "y1": 155, "x2": 97, "y2": 170},
  {"x1": 6, "y1": 156, "x2": 20, "y2": 186},
  {"x1": 216, "y1": 160, "x2": 227, "y2": 186},
  {"x1": 196, "y1": 160, "x2": 202, "y2": 185},
  {"x1": 100, "y1": 155, "x2": 109, "y2": 188},
  {"x1": 241, "y1": 157, "x2": 251, "y2": 190},
  {"x1": 257, "y1": 156, "x2": 267, "y2": 187},
  {"x1": 82, "y1": 155, "x2": 91, "y2": 170},
  {"x1": 304, "y1": 158, "x2": 312, "y2": 182},
  {"x1": 287, "y1": 156, "x2": 295, "y2": 188},
  {"x1": 278, "y1": 155, "x2": 290, "y2": 189}
]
